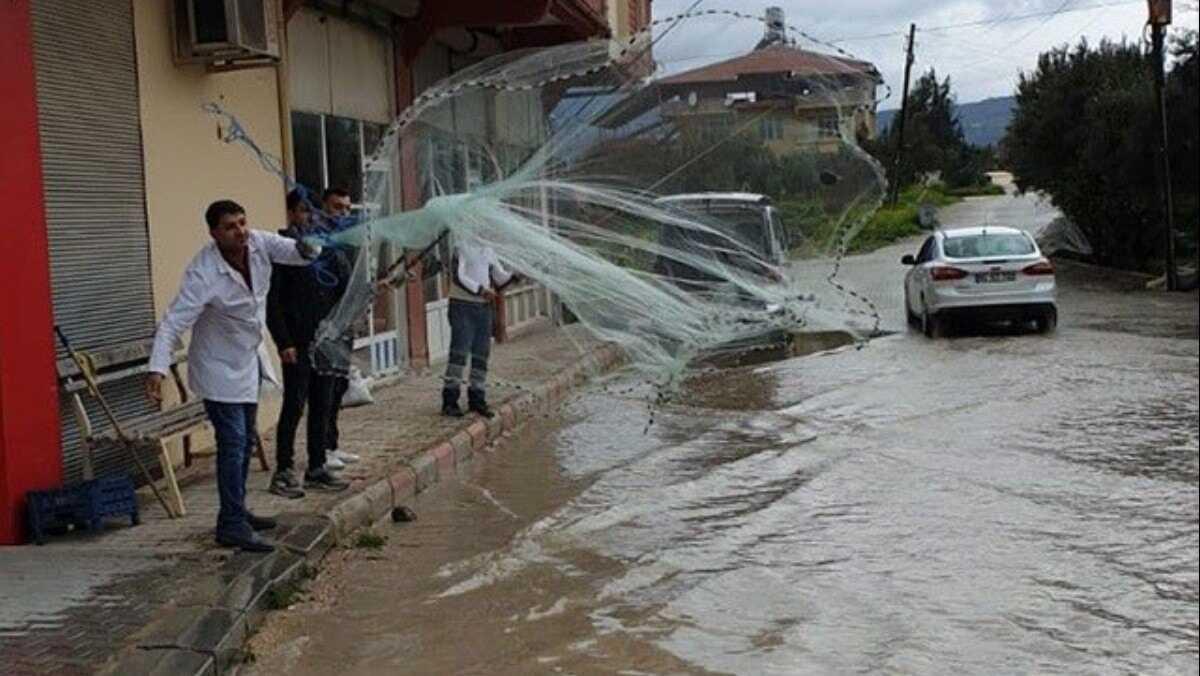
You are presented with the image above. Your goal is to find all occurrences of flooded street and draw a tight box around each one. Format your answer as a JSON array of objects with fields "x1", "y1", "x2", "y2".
[{"x1": 248, "y1": 192, "x2": 1198, "y2": 675}]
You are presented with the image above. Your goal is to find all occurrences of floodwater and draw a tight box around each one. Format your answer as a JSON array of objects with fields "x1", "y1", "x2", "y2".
[{"x1": 249, "y1": 192, "x2": 1198, "y2": 675}]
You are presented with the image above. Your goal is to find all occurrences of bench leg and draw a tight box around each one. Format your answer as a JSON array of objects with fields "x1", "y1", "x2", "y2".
[
  {"x1": 157, "y1": 440, "x2": 186, "y2": 518},
  {"x1": 183, "y1": 434, "x2": 193, "y2": 469},
  {"x1": 255, "y1": 433, "x2": 270, "y2": 472}
]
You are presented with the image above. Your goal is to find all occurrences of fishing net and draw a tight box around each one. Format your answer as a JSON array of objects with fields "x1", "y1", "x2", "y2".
[{"x1": 213, "y1": 10, "x2": 889, "y2": 397}]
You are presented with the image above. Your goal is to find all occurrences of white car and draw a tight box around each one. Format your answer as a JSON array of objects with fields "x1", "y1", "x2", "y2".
[{"x1": 902, "y1": 226, "x2": 1057, "y2": 337}]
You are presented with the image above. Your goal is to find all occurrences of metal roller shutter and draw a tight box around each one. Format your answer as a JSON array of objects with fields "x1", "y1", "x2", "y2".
[{"x1": 31, "y1": 0, "x2": 160, "y2": 483}]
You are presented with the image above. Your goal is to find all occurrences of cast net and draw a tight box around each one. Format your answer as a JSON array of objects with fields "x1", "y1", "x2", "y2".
[{"x1": 218, "y1": 10, "x2": 889, "y2": 397}]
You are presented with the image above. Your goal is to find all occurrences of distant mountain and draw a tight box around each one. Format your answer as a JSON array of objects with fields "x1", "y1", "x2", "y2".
[{"x1": 877, "y1": 95, "x2": 1016, "y2": 147}]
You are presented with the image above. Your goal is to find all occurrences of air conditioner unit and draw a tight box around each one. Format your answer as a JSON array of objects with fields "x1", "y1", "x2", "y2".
[{"x1": 173, "y1": 0, "x2": 281, "y2": 66}]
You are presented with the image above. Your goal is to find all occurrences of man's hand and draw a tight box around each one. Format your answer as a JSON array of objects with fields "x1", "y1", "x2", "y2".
[
  {"x1": 280, "y1": 347, "x2": 299, "y2": 364},
  {"x1": 146, "y1": 373, "x2": 164, "y2": 403},
  {"x1": 481, "y1": 288, "x2": 498, "y2": 302}
]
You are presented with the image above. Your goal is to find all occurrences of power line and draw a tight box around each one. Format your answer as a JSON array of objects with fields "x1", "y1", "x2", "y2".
[
  {"x1": 828, "y1": 0, "x2": 1144, "y2": 42},
  {"x1": 1006, "y1": 0, "x2": 1078, "y2": 49}
]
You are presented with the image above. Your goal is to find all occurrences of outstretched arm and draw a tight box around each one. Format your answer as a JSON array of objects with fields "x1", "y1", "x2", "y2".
[{"x1": 261, "y1": 230, "x2": 321, "y2": 266}]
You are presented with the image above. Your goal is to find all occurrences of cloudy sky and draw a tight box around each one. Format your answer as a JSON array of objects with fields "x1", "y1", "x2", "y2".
[{"x1": 650, "y1": 0, "x2": 1199, "y2": 106}]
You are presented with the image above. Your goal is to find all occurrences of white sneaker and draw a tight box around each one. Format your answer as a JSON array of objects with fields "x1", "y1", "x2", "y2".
[
  {"x1": 329, "y1": 448, "x2": 361, "y2": 464},
  {"x1": 323, "y1": 454, "x2": 346, "y2": 471}
]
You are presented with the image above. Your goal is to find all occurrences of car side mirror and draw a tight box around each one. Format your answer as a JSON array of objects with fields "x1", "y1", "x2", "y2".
[{"x1": 901, "y1": 254, "x2": 916, "y2": 265}]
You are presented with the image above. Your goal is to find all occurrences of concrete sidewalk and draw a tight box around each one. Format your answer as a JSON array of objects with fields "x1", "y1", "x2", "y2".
[{"x1": 0, "y1": 322, "x2": 620, "y2": 675}]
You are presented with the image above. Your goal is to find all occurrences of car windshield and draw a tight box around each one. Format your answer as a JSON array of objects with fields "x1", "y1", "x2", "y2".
[
  {"x1": 724, "y1": 213, "x2": 769, "y2": 255},
  {"x1": 660, "y1": 203, "x2": 770, "y2": 257},
  {"x1": 942, "y1": 233, "x2": 1035, "y2": 259}
]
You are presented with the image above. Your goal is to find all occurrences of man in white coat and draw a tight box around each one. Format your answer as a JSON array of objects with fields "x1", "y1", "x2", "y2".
[{"x1": 146, "y1": 199, "x2": 319, "y2": 552}]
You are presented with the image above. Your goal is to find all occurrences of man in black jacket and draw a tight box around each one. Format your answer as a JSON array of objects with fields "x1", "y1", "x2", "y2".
[{"x1": 265, "y1": 190, "x2": 350, "y2": 497}]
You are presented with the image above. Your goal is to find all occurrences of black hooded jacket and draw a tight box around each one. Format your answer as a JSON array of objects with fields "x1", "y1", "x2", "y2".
[{"x1": 266, "y1": 225, "x2": 352, "y2": 353}]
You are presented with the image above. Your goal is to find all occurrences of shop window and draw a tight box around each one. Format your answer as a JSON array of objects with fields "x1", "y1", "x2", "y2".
[
  {"x1": 323, "y1": 115, "x2": 363, "y2": 201},
  {"x1": 291, "y1": 111, "x2": 394, "y2": 211},
  {"x1": 291, "y1": 111, "x2": 324, "y2": 196}
]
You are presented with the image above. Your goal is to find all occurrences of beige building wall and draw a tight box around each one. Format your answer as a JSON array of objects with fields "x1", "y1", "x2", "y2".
[
  {"x1": 607, "y1": 0, "x2": 633, "y2": 42},
  {"x1": 288, "y1": 8, "x2": 393, "y2": 123},
  {"x1": 133, "y1": 1, "x2": 289, "y2": 457}
]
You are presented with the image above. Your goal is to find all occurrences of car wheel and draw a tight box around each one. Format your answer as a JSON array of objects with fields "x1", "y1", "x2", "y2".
[
  {"x1": 921, "y1": 302, "x2": 943, "y2": 339},
  {"x1": 905, "y1": 290, "x2": 918, "y2": 326},
  {"x1": 1035, "y1": 308, "x2": 1057, "y2": 334}
]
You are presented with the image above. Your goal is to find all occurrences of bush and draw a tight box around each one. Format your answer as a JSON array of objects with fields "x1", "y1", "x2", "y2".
[{"x1": 1004, "y1": 32, "x2": 1198, "y2": 272}]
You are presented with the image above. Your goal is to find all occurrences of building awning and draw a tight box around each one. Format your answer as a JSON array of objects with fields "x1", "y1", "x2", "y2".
[{"x1": 395, "y1": 0, "x2": 608, "y2": 63}]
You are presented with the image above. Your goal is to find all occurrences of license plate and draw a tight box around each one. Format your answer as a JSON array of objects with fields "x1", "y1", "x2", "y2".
[{"x1": 975, "y1": 271, "x2": 1015, "y2": 283}]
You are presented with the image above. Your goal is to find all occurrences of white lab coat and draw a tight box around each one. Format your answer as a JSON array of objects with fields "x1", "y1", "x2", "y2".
[{"x1": 149, "y1": 230, "x2": 315, "y2": 403}]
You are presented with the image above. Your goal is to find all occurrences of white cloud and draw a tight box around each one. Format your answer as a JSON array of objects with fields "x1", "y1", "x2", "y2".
[{"x1": 650, "y1": 0, "x2": 1195, "y2": 104}]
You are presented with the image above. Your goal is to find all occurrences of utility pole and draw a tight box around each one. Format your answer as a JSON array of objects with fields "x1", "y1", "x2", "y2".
[
  {"x1": 1148, "y1": 0, "x2": 1178, "y2": 290},
  {"x1": 889, "y1": 23, "x2": 917, "y2": 207}
]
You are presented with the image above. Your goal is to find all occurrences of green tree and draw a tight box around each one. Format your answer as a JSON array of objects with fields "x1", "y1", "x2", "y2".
[
  {"x1": 1005, "y1": 34, "x2": 1198, "y2": 271},
  {"x1": 874, "y1": 69, "x2": 987, "y2": 190}
]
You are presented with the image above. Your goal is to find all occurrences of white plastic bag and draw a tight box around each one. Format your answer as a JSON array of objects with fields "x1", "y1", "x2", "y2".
[{"x1": 341, "y1": 367, "x2": 374, "y2": 408}]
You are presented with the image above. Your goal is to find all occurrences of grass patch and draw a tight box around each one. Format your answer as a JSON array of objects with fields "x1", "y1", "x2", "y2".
[
  {"x1": 944, "y1": 183, "x2": 1005, "y2": 197},
  {"x1": 266, "y1": 579, "x2": 304, "y2": 610},
  {"x1": 263, "y1": 563, "x2": 320, "y2": 611},
  {"x1": 852, "y1": 205, "x2": 924, "y2": 252},
  {"x1": 354, "y1": 530, "x2": 387, "y2": 549},
  {"x1": 779, "y1": 183, "x2": 965, "y2": 256}
]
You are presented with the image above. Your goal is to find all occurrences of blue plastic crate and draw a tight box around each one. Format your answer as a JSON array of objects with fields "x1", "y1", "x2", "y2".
[{"x1": 26, "y1": 475, "x2": 140, "y2": 545}]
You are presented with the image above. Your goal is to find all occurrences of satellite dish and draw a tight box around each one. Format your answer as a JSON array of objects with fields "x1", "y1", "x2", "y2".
[{"x1": 687, "y1": 91, "x2": 698, "y2": 107}]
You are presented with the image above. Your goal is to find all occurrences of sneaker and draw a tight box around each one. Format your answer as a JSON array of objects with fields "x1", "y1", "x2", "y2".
[
  {"x1": 269, "y1": 470, "x2": 305, "y2": 499},
  {"x1": 246, "y1": 513, "x2": 277, "y2": 531},
  {"x1": 305, "y1": 467, "x2": 350, "y2": 491},
  {"x1": 442, "y1": 402, "x2": 465, "y2": 418},
  {"x1": 215, "y1": 532, "x2": 275, "y2": 553},
  {"x1": 324, "y1": 454, "x2": 347, "y2": 471},
  {"x1": 329, "y1": 448, "x2": 361, "y2": 464}
]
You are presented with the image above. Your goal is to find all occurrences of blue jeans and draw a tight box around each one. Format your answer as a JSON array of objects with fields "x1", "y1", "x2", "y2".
[
  {"x1": 443, "y1": 299, "x2": 493, "y2": 404},
  {"x1": 204, "y1": 400, "x2": 258, "y2": 540}
]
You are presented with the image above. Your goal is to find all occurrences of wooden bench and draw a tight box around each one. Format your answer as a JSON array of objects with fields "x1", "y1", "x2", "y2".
[{"x1": 56, "y1": 339, "x2": 269, "y2": 518}]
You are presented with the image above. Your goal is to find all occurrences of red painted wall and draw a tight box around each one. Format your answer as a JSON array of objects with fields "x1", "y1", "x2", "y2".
[{"x1": 0, "y1": 0, "x2": 65, "y2": 544}]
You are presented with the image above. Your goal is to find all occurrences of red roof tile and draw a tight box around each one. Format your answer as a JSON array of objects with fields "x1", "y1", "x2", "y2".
[{"x1": 661, "y1": 45, "x2": 877, "y2": 84}]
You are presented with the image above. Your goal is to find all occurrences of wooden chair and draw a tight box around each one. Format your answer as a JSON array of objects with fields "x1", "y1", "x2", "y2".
[{"x1": 57, "y1": 340, "x2": 269, "y2": 518}]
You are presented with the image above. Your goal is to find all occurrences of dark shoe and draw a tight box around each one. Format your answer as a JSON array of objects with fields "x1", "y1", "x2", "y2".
[
  {"x1": 247, "y1": 513, "x2": 277, "y2": 531},
  {"x1": 442, "y1": 388, "x2": 463, "y2": 418},
  {"x1": 304, "y1": 467, "x2": 350, "y2": 491},
  {"x1": 215, "y1": 533, "x2": 276, "y2": 553},
  {"x1": 269, "y1": 469, "x2": 305, "y2": 499},
  {"x1": 468, "y1": 401, "x2": 495, "y2": 419}
]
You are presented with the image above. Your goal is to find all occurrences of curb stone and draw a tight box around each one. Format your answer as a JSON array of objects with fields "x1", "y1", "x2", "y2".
[{"x1": 102, "y1": 515, "x2": 332, "y2": 675}]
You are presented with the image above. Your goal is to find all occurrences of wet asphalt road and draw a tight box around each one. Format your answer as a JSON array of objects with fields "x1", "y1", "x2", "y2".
[{"x1": 247, "y1": 188, "x2": 1199, "y2": 675}]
